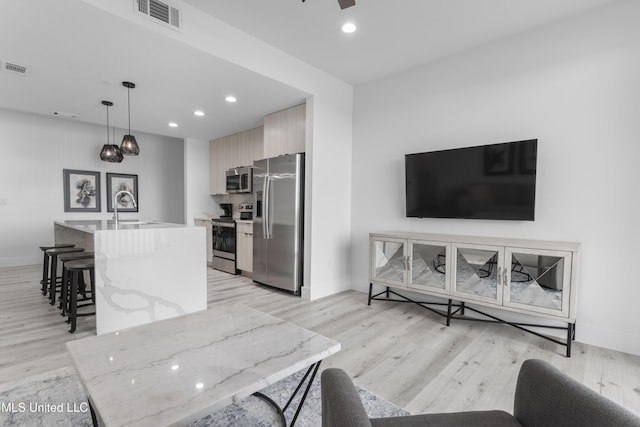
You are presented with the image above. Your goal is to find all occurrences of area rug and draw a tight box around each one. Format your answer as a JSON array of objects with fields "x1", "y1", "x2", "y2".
[{"x1": 0, "y1": 366, "x2": 409, "y2": 426}]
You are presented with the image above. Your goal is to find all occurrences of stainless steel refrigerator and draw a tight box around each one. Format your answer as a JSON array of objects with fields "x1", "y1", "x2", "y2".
[{"x1": 253, "y1": 153, "x2": 304, "y2": 295}]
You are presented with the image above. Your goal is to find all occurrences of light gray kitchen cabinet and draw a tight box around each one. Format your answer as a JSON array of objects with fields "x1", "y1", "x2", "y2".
[
  {"x1": 210, "y1": 127, "x2": 263, "y2": 195},
  {"x1": 209, "y1": 137, "x2": 230, "y2": 195},
  {"x1": 263, "y1": 103, "x2": 306, "y2": 158},
  {"x1": 236, "y1": 221, "x2": 253, "y2": 273}
]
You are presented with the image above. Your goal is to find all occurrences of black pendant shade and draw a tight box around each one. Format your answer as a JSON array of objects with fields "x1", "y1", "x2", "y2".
[
  {"x1": 120, "y1": 81, "x2": 140, "y2": 156},
  {"x1": 100, "y1": 144, "x2": 124, "y2": 162},
  {"x1": 121, "y1": 134, "x2": 139, "y2": 155},
  {"x1": 99, "y1": 100, "x2": 124, "y2": 163}
]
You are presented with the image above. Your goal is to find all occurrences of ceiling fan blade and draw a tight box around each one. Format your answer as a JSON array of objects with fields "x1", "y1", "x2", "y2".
[{"x1": 338, "y1": 0, "x2": 355, "y2": 9}]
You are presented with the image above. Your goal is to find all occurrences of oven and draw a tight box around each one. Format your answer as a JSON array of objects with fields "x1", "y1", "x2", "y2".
[
  {"x1": 212, "y1": 219, "x2": 238, "y2": 275},
  {"x1": 226, "y1": 167, "x2": 253, "y2": 194}
]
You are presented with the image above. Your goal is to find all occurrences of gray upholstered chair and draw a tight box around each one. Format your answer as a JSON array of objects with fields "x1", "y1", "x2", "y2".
[{"x1": 321, "y1": 359, "x2": 640, "y2": 427}]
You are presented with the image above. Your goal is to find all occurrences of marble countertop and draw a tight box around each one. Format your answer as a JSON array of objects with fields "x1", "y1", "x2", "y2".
[
  {"x1": 193, "y1": 212, "x2": 218, "y2": 221},
  {"x1": 66, "y1": 303, "x2": 340, "y2": 427},
  {"x1": 55, "y1": 220, "x2": 187, "y2": 233}
]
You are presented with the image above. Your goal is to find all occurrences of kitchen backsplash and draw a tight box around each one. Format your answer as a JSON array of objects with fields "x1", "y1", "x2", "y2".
[{"x1": 212, "y1": 193, "x2": 253, "y2": 219}]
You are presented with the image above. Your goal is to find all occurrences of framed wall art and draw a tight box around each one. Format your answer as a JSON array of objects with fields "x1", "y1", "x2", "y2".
[
  {"x1": 106, "y1": 173, "x2": 138, "y2": 212},
  {"x1": 63, "y1": 169, "x2": 101, "y2": 212}
]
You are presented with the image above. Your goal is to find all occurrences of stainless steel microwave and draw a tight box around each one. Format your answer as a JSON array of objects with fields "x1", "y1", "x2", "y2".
[{"x1": 226, "y1": 167, "x2": 253, "y2": 193}]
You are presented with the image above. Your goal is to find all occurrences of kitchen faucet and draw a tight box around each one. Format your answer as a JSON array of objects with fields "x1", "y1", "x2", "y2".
[{"x1": 113, "y1": 190, "x2": 137, "y2": 227}]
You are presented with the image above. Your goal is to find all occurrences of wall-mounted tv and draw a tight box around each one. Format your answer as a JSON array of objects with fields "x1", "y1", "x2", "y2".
[{"x1": 405, "y1": 139, "x2": 537, "y2": 221}]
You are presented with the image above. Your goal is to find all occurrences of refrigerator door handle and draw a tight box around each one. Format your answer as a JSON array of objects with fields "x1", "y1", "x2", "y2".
[
  {"x1": 262, "y1": 174, "x2": 269, "y2": 239},
  {"x1": 267, "y1": 175, "x2": 273, "y2": 239}
]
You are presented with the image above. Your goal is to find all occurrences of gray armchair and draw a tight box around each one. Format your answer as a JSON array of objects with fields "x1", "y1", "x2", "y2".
[{"x1": 321, "y1": 359, "x2": 640, "y2": 427}]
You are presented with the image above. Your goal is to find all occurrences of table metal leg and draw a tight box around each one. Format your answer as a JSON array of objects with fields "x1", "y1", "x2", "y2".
[
  {"x1": 89, "y1": 400, "x2": 98, "y2": 427},
  {"x1": 253, "y1": 360, "x2": 322, "y2": 426}
]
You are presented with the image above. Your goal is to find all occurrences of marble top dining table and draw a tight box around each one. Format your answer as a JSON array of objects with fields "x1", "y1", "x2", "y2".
[{"x1": 66, "y1": 303, "x2": 341, "y2": 427}]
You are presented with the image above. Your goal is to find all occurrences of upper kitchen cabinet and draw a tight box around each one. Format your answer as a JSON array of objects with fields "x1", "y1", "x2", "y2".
[
  {"x1": 210, "y1": 127, "x2": 263, "y2": 195},
  {"x1": 263, "y1": 103, "x2": 306, "y2": 158}
]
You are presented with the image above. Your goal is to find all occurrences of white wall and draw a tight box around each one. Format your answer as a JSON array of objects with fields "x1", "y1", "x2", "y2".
[
  {"x1": 82, "y1": 0, "x2": 354, "y2": 300},
  {"x1": 184, "y1": 137, "x2": 218, "y2": 224},
  {"x1": 0, "y1": 108, "x2": 184, "y2": 267},
  {"x1": 351, "y1": 1, "x2": 640, "y2": 356}
]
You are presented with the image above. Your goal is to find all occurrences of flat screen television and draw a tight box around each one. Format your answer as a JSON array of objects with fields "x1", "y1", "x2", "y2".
[{"x1": 405, "y1": 139, "x2": 537, "y2": 220}]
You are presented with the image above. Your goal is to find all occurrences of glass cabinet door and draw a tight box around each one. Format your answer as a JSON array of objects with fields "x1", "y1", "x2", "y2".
[
  {"x1": 452, "y1": 244, "x2": 504, "y2": 305},
  {"x1": 370, "y1": 237, "x2": 407, "y2": 287},
  {"x1": 504, "y1": 248, "x2": 572, "y2": 317},
  {"x1": 407, "y1": 240, "x2": 450, "y2": 295}
]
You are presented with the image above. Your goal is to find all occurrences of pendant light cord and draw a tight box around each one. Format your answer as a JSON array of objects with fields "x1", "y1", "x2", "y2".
[
  {"x1": 127, "y1": 87, "x2": 131, "y2": 135},
  {"x1": 106, "y1": 104, "x2": 110, "y2": 143}
]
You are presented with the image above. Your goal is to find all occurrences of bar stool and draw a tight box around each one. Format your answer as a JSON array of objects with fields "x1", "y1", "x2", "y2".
[
  {"x1": 39, "y1": 244, "x2": 75, "y2": 294},
  {"x1": 65, "y1": 259, "x2": 96, "y2": 333},
  {"x1": 45, "y1": 247, "x2": 85, "y2": 305},
  {"x1": 59, "y1": 251, "x2": 95, "y2": 315}
]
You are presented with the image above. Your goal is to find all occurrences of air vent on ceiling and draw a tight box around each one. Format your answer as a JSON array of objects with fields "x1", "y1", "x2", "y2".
[
  {"x1": 135, "y1": 0, "x2": 181, "y2": 30},
  {"x1": 3, "y1": 61, "x2": 30, "y2": 75}
]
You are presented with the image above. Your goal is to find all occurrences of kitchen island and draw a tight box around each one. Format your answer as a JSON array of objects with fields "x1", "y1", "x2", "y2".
[{"x1": 54, "y1": 220, "x2": 207, "y2": 335}]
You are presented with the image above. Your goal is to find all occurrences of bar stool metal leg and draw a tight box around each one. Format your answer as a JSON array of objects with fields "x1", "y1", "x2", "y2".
[
  {"x1": 49, "y1": 254, "x2": 59, "y2": 306},
  {"x1": 69, "y1": 270, "x2": 79, "y2": 333},
  {"x1": 60, "y1": 266, "x2": 69, "y2": 316},
  {"x1": 41, "y1": 251, "x2": 50, "y2": 295}
]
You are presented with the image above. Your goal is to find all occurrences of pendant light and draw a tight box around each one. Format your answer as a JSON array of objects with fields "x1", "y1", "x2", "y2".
[
  {"x1": 99, "y1": 101, "x2": 124, "y2": 163},
  {"x1": 120, "y1": 81, "x2": 140, "y2": 155}
]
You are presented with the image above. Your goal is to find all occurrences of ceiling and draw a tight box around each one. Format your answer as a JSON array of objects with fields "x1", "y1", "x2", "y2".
[
  {"x1": 184, "y1": 0, "x2": 621, "y2": 85},
  {"x1": 0, "y1": 0, "x2": 622, "y2": 142},
  {"x1": 0, "y1": 0, "x2": 308, "y2": 141}
]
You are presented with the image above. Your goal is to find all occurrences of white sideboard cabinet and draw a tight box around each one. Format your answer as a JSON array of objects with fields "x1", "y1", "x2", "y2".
[{"x1": 369, "y1": 231, "x2": 580, "y2": 356}]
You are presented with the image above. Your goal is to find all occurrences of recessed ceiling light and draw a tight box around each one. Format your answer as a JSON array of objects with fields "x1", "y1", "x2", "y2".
[
  {"x1": 342, "y1": 22, "x2": 357, "y2": 33},
  {"x1": 225, "y1": 95, "x2": 237, "y2": 103},
  {"x1": 168, "y1": 122, "x2": 178, "y2": 128},
  {"x1": 194, "y1": 110, "x2": 205, "y2": 117}
]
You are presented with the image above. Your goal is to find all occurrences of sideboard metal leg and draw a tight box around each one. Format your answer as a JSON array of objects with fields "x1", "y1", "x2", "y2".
[
  {"x1": 566, "y1": 323, "x2": 574, "y2": 358},
  {"x1": 446, "y1": 299, "x2": 452, "y2": 326},
  {"x1": 386, "y1": 286, "x2": 390, "y2": 298},
  {"x1": 367, "y1": 283, "x2": 373, "y2": 306}
]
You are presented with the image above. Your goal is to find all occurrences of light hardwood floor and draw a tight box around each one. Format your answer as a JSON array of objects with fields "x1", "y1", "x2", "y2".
[{"x1": 1, "y1": 264, "x2": 639, "y2": 417}]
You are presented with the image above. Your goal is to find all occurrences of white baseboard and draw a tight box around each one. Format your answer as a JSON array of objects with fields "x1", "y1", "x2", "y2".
[{"x1": 303, "y1": 280, "x2": 350, "y2": 301}]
